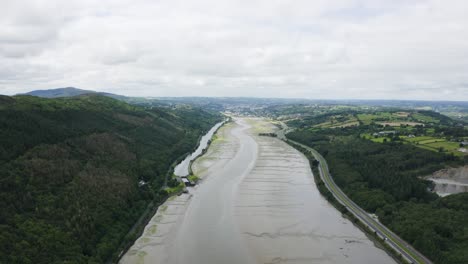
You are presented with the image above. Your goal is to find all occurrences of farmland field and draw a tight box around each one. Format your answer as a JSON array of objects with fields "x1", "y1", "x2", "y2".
[
  {"x1": 357, "y1": 112, "x2": 418, "y2": 125},
  {"x1": 377, "y1": 122, "x2": 423, "y2": 127},
  {"x1": 362, "y1": 133, "x2": 391, "y2": 143},
  {"x1": 411, "y1": 113, "x2": 440, "y2": 123},
  {"x1": 402, "y1": 136, "x2": 434, "y2": 142},
  {"x1": 357, "y1": 113, "x2": 394, "y2": 124},
  {"x1": 400, "y1": 136, "x2": 465, "y2": 156},
  {"x1": 365, "y1": 135, "x2": 467, "y2": 156},
  {"x1": 313, "y1": 114, "x2": 359, "y2": 128}
]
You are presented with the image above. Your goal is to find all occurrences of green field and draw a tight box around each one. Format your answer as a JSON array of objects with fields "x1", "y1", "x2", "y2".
[
  {"x1": 357, "y1": 112, "x2": 394, "y2": 124},
  {"x1": 401, "y1": 136, "x2": 433, "y2": 142},
  {"x1": 362, "y1": 133, "x2": 391, "y2": 143},
  {"x1": 357, "y1": 111, "x2": 444, "y2": 126},
  {"x1": 411, "y1": 113, "x2": 440, "y2": 123},
  {"x1": 313, "y1": 114, "x2": 359, "y2": 128},
  {"x1": 357, "y1": 112, "x2": 417, "y2": 125},
  {"x1": 364, "y1": 135, "x2": 466, "y2": 156},
  {"x1": 400, "y1": 136, "x2": 464, "y2": 156},
  {"x1": 424, "y1": 141, "x2": 462, "y2": 151}
]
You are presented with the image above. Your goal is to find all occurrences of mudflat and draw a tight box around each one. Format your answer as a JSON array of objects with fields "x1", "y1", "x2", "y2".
[{"x1": 120, "y1": 118, "x2": 395, "y2": 264}]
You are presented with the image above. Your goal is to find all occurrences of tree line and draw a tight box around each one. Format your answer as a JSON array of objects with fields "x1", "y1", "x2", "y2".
[
  {"x1": 0, "y1": 95, "x2": 222, "y2": 263},
  {"x1": 287, "y1": 127, "x2": 468, "y2": 264}
]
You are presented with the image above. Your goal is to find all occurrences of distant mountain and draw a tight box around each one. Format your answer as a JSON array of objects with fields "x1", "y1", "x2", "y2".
[{"x1": 23, "y1": 87, "x2": 126, "y2": 100}]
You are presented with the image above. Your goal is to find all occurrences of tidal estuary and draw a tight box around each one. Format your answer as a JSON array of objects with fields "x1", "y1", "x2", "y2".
[{"x1": 120, "y1": 118, "x2": 395, "y2": 264}]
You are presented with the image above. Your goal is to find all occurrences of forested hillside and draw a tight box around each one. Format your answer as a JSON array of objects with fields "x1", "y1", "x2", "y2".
[
  {"x1": 287, "y1": 127, "x2": 468, "y2": 264},
  {"x1": 0, "y1": 95, "x2": 221, "y2": 263}
]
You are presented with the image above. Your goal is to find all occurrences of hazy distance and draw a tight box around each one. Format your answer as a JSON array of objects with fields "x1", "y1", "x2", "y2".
[{"x1": 1, "y1": 0, "x2": 468, "y2": 100}]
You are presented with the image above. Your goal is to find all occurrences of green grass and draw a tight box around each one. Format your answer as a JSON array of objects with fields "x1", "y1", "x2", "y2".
[
  {"x1": 402, "y1": 136, "x2": 434, "y2": 143},
  {"x1": 367, "y1": 135, "x2": 466, "y2": 156},
  {"x1": 357, "y1": 111, "x2": 441, "y2": 126},
  {"x1": 411, "y1": 113, "x2": 439, "y2": 123},
  {"x1": 400, "y1": 136, "x2": 465, "y2": 156},
  {"x1": 164, "y1": 182, "x2": 185, "y2": 195},
  {"x1": 426, "y1": 128, "x2": 435, "y2": 134},
  {"x1": 417, "y1": 139, "x2": 445, "y2": 144},
  {"x1": 371, "y1": 137, "x2": 389, "y2": 143},
  {"x1": 425, "y1": 141, "x2": 462, "y2": 152},
  {"x1": 362, "y1": 133, "x2": 391, "y2": 143},
  {"x1": 357, "y1": 114, "x2": 378, "y2": 124},
  {"x1": 329, "y1": 120, "x2": 360, "y2": 128},
  {"x1": 188, "y1": 175, "x2": 199, "y2": 182},
  {"x1": 313, "y1": 114, "x2": 359, "y2": 128},
  {"x1": 393, "y1": 126, "x2": 415, "y2": 133},
  {"x1": 357, "y1": 112, "x2": 407, "y2": 125}
]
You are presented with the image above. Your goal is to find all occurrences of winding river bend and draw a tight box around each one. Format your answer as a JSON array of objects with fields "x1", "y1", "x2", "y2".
[{"x1": 120, "y1": 118, "x2": 395, "y2": 264}]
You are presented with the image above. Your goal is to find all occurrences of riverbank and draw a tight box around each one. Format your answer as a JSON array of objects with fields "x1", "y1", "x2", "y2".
[
  {"x1": 116, "y1": 120, "x2": 226, "y2": 263},
  {"x1": 237, "y1": 119, "x2": 395, "y2": 264},
  {"x1": 174, "y1": 120, "x2": 226, "y2": 177},
  {"x1": 186, "y1": 119, "x2": 229, "y2": 177},
  {"x1": 285, "y1": 140, "x2": 406, "y2": 264},
  {"x1": 120, "y1": 118, "x2": 396, "y2": 264},
  {"x1": 119, "y1": 119, "x2": 246, "y2": 264}
]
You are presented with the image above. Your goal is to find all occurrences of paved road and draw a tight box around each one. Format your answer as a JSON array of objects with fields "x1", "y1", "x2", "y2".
[{"x1": 285, "y1": 138, "x2": 433, "y2": 264}]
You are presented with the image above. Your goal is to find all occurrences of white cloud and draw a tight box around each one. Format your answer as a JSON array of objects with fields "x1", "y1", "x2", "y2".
[{"x1": 0, "y1": 0, "x2": 467, "y2": 100}]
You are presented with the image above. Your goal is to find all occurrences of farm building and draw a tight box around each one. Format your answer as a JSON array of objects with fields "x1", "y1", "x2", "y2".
[
  {"x1": 138, "y1": 180, "x2": 147, "y2": 187},
  {"x1": 378, "y1": 131, "x2": 396, "y2": 136},
  {"x1": 181, "y1": 177, "x2": 196, "y2": 186}
]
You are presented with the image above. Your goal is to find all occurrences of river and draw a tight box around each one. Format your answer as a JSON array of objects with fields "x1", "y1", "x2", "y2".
[
  {"x1": 120, "y1": 118, "x2": 395, "y2": 264},
  {"x1": 173, "y1": 121, "x2": 224, "y2": 177}
]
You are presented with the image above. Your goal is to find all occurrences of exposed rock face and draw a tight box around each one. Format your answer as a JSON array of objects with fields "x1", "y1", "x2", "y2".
[{"x1": 426, "y1": 166, "x2": 468, "y2": 196}]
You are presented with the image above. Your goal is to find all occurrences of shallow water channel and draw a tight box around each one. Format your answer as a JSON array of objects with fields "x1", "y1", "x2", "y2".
[
  {"x1": 173, "y1": 121, "x2": 224, "y2": 177},
  {"x1": 120, "y1": 118, "x2": 395, "y2": 264}
]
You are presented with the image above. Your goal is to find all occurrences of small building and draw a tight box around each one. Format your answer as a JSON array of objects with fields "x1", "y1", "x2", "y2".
[
  {"x1": 181, "y1": 178, "x2": 191, "y2": 185},
  {"x1": 378, "y1": 131, "x2": 396, "y2": 136},
  {"x1": 181, "y1": 177, "x2": 196, "y2": 186},
  {"x1": 138, "y1": 180, "x2": 147, "y2": 187}
]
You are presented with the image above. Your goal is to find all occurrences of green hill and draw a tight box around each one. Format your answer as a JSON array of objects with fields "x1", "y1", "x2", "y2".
[
  {"x1": 0, "y1": 94, "x2": 221, "y2": 263},
  {"x1": 22, "y1": 87, "x2": 126, "y2": 100}
]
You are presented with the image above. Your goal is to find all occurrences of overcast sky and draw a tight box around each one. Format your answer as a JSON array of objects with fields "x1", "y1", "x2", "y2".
[{"x1": 1, "y1": 0, "x2": 467, "y2": 100}]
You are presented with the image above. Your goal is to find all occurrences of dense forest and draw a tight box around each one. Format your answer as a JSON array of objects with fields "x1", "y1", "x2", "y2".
[
  {"x1": 0, "y1": 94, "x2": 222, "y2": 263},
  {"x1": 287, "y1": 127, "x2": 468, "y2": 264}
]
